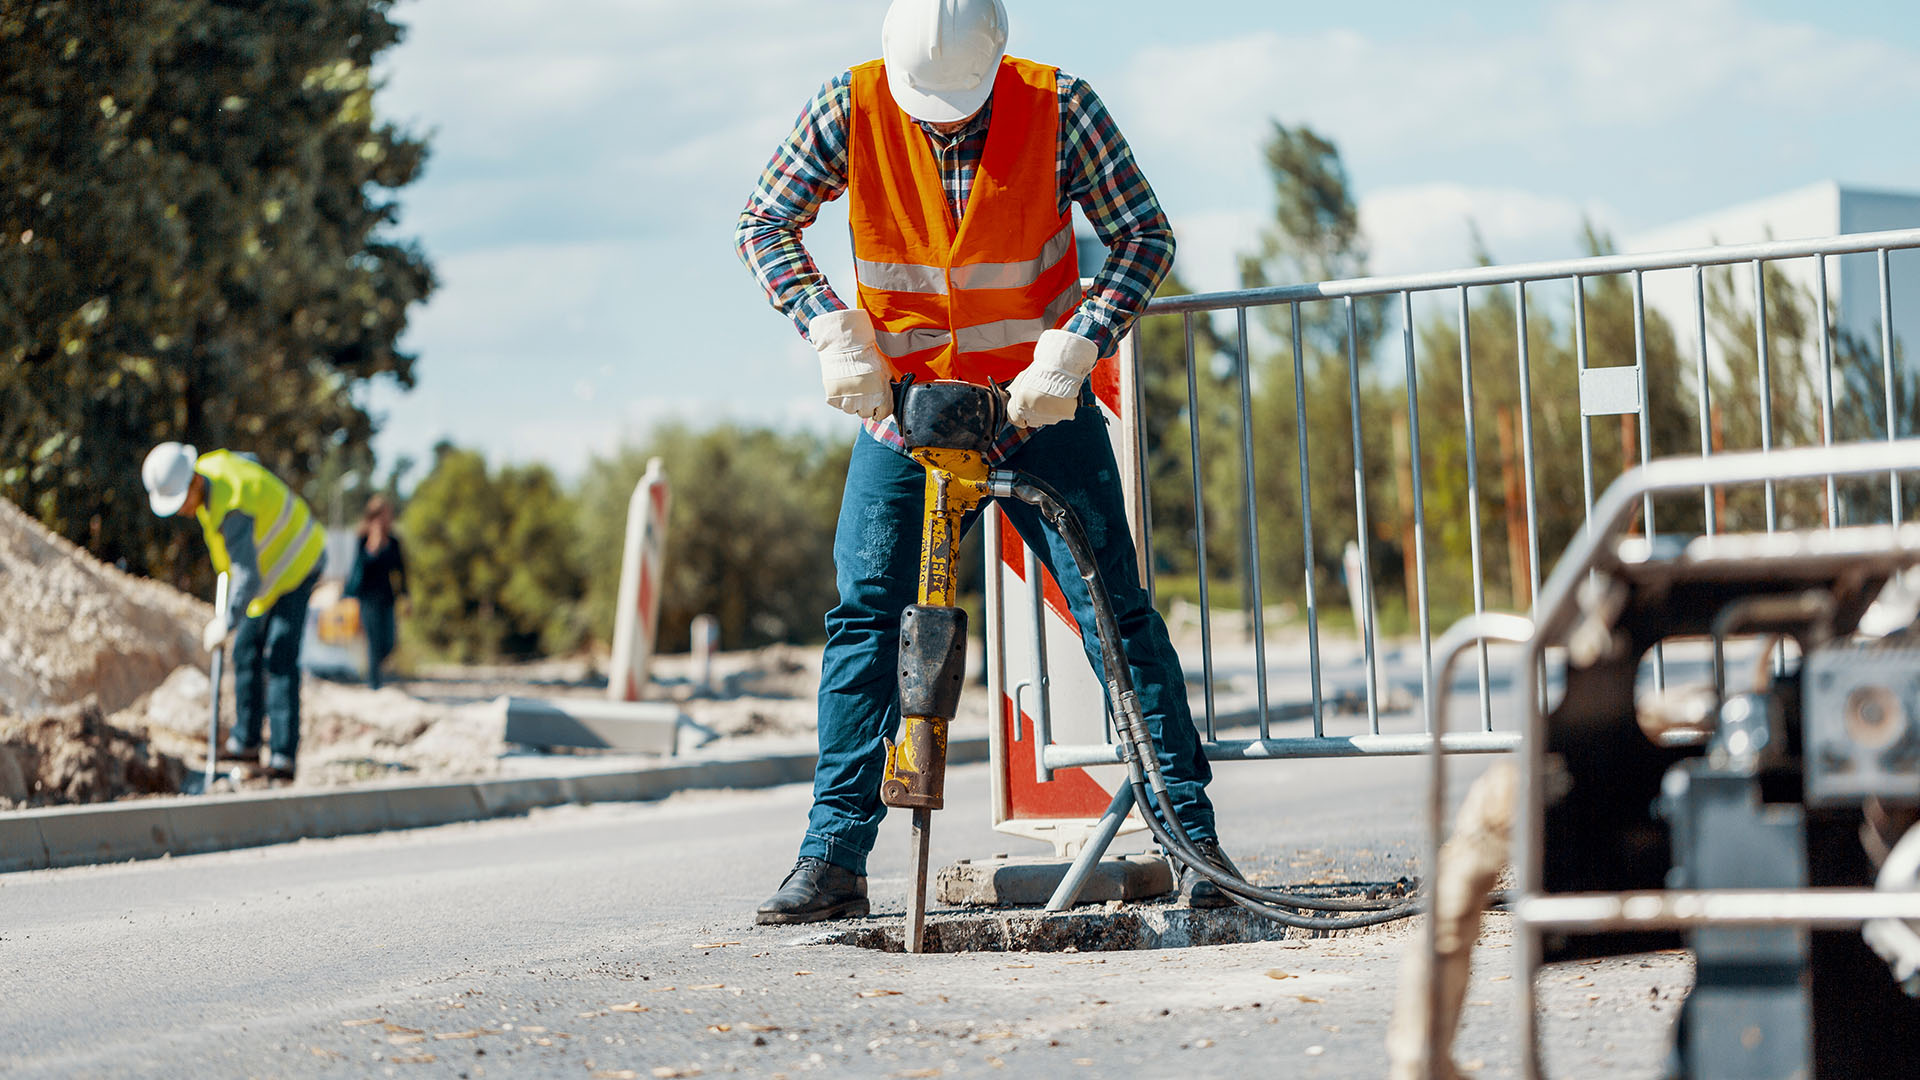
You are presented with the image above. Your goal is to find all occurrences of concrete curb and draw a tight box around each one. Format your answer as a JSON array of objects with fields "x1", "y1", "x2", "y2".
[{"x1": 0, "y1": 735, "x2": 990, "y2": 874}]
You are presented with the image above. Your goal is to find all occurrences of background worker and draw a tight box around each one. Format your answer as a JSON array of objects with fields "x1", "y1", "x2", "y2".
[
  {"x1": 346, "y1": 494, "x2": 409, "y2": 691},
  {"x1": 141, "y1": 443, "x2": 326, "y2": 780},
  {"x1": 735, "y1": 0, "x2": 1229, "y2": 924}
]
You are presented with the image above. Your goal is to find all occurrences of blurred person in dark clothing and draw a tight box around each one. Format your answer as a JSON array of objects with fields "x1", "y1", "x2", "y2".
[{"x1": 346, "y1": 495, "x2": 409, "y2": 691}]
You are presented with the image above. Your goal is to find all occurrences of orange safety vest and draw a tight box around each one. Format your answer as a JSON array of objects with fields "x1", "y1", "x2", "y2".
[{"x1": 846, "y1": 56, "x2": 1081, "y2": 386}]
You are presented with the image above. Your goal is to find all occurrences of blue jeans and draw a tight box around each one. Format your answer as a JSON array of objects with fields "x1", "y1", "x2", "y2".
[
  {"x1": 362, "y1": 599, "x2": 397, "y2": 691},
  {"x1": 231, "y1": 566, "x2": 319, "y2": 759},
  {"x1": 802, "y1": 396, "x2": 1216, "y2": 875}
]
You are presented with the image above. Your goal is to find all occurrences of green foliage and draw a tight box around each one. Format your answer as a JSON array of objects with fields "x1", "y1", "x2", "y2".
[
  {"x1": 1703, "y1": 257, "x2": 1920, "y2": 528},
  {"x1": 1138, "y1": 122, "x2": 1397, "y2": 628},
  {"x1": 400, "y1": 446, "x2": 585, "y2": 661},
  {"x1": 577, "y1": 425, "x2": 852, "y2": 654},
  {"x1": 0, "y1": 0, "x2": 432, "y2": 592}
]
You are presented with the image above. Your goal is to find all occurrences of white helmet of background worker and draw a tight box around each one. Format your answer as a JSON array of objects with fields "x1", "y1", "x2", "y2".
[
  {"x1": 881, "y1": 0, "x2": 1009, "y2": 124},
  {"x1": 141, "y1": 442, "x2": 199, "y2": 517}
]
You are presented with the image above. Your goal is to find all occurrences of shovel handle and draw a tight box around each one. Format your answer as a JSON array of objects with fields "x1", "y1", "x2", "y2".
[{"x1": 205, "y1": 573, "x2": 229, "y2": 793}]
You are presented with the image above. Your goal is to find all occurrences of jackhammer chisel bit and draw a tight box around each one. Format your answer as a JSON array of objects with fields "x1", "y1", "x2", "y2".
[{"x1": 883, "y1": 378, "x2": 1002, "y2": 953}]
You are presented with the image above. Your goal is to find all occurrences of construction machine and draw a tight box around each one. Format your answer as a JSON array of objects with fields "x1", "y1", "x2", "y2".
[{"x1": 1411, "y1": 441, "x2": 1920, "y2": 1079}]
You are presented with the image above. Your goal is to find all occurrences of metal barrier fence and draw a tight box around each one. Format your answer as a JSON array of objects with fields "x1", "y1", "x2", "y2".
[{"x1": 1026, "y1": 226, "x2": 1920, "y2": 778}]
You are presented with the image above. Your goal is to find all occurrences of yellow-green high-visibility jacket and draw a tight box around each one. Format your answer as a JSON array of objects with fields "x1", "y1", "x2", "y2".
[{"x1": 193, "y1": 450, "x2": 326, "y2": 621}]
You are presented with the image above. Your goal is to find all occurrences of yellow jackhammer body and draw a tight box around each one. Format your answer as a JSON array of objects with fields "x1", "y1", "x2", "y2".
[{"x1": 882, "y1": 379, "x2": 1004, "y2": 953}]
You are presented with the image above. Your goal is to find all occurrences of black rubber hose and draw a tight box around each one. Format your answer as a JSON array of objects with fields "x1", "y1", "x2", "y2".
[{"x1": 992, "y1": 470, "x2": 1421, "y2": 927}]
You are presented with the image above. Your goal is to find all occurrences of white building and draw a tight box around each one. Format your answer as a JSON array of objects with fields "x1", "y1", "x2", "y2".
[{"x1": 1623, "y1": 182, "x2": 1920, "y2": 378}]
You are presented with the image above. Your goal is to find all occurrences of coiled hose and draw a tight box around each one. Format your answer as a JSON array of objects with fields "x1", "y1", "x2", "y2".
[{"x1": 991, "y1": 470, "x2": 1421, "y2": 931}]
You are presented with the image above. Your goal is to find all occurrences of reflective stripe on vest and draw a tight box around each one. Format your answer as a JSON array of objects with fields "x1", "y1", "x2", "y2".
[
  {"x1": 193, "y1": 450, "x2": 325, "y2": 618},
  {"x1": 846, "y1": 56, "x2": 1080, "y2": 386},
  {"x1": 854, "y1": 222, "x2": 1078, "y2": 297}
]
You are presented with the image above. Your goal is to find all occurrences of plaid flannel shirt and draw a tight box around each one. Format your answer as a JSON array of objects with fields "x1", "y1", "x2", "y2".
[{"x1": 734, "y1": 67, "x2": 1174, "y2": 460}]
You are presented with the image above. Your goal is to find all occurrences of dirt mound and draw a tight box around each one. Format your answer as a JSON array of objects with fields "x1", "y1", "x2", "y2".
[
  {"x1": 0, "y1": 496, "x2": 207, "y2": 717},
  {"x1": 0, "y1": 706, "x2": 186, "y2": 809}
]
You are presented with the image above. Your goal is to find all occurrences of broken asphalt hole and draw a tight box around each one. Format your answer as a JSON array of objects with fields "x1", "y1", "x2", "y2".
[{"x1": 793, "y1": 903, "x2": 1373, "y2": 954}]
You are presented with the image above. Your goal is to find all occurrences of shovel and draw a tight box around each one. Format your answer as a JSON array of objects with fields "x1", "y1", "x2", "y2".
[{"x1": 181, "y1": 573, "x2": 231, "y2": 796}]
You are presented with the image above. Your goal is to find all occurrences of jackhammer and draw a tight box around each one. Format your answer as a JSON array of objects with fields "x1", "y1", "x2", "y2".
[{"x1": 885, "y1": 378, "x2": 1421, "y2": 952}]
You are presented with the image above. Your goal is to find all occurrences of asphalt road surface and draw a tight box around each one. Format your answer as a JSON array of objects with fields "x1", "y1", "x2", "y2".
[{"x1": 0, "y1": 756, "x2": 1688, "y2": 1078}]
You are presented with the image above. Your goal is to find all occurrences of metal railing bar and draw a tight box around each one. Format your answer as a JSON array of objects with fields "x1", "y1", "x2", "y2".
[
  {"x1": 1515, "y1": 281, "x2": 1543, "y2": 611},
  {"x1": 1515, "y1": 283, "x2": 1546, "y2": 719},
  {"x1": 1346, "y1": 297, "x2": 1382, "y2": 733},
  {"x1": 1402, "y1": 290, "x2": 1435, "y2": 724},
  {"x1": 1882, "y1": 249, "x2": 1905, "y2": 526},
  {"x1": 1753, "y1": 260, "x2": 1778, "y2": 531},
  {"x1": 1633, "y1": 270, "x2": 1665, "y2": 691},
  {"x1": 1144, "y1": 227, "x2": 1920, "y2": 314},
  {"x1": 1694, "y1": 265, "x2": 1716, "y2": 536},
  {"x1": 1183, "y1": 311, "x2": 1217, "y2": 739},
  {"x1": 1233, "y1": 305, "x2": 1271, "y2": 739},
  {"x1": 1041, "y1": 730, "x2": 1521, "y2": 770},
  {"x1": 1291, "y1": 303, "x2": 1325, "y2": 734},
  {"x1": 1575, "y1": 277, "x2": 1597, "y2": 535},
  {"x1": 1517, "y1": 889, "x2": 1920, "y2": 930},
  {"x1": 1459, "y1": 286, "x2": 1494, "y2": 730},
  {"x1": 1817, "y1": 255, "x2": 1838, "y2": 525}
]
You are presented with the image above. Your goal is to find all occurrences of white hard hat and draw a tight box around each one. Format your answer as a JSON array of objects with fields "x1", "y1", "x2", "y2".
[
  {"x1": 142, "y1": 442, "x2": 199, "y2": 517},
  {"x1": 882, "y1": 0, "x2": 1009, "y2": 124}
]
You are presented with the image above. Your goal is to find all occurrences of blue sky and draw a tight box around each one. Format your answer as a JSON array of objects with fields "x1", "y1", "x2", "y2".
[{"x1": 364, "y1": 0, "x2": 1920, "y2": 480}]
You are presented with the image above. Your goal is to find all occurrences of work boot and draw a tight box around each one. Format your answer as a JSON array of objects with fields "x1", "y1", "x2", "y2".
[
  {"x1": 217, "y1": 738, "x2": 258, "y2": 763},
  {"x1": 755, "y1": 857, "x2": 870, "y2": 925},
  {"x1": 265, "y1": 752, "x2": 296, "y2": 781},
  {"x1": 1176, "y1": 839, "x2": 1241, "y2": 910}
]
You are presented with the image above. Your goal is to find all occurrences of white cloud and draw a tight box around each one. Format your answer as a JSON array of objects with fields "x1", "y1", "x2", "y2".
[
  {"x1": 1358, "y1": 184, "x2": 1620, "y2": 277},
  {"x1": 1169, "y1": 209, "x2": 1265, "y2": 294},
  {"x1": 1115, "y1": 0, "x2": 1920, "y2": 192}
]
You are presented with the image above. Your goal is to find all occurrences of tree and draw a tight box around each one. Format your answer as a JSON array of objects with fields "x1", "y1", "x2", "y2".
[
  {"x1": 401, "y1": 446, "x2": 585, "y2": 661},
  {"x1": 1217, "y1": 122, "x2": 1397, "y2": 627},
  {"x1": 0, "y1": 0, "x2": 432, "y2": 593}
]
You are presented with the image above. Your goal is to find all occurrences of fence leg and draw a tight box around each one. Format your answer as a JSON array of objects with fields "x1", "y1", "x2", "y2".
[{"x1": 1045, "y1": 784, "x2": 1136, "y2": 911}]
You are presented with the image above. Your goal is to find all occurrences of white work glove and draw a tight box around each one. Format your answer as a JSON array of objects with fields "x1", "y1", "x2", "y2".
[
  {"x1": 1007, "y1": 329, "x2": 1098, "y2": 429},
  {"x1": 202, "y1": 616, "x2": 230, "y2": 654},
  {"x1": 810, "y1": 309, "x2": 892, "y2": 421}
]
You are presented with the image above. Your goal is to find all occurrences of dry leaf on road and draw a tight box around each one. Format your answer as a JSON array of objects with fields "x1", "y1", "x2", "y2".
[
  {"x1": 387, "y1": 1034, "x2": 426, "y2": 1046},
  {"x1": 686, "y1": 984, "x2": 725, "y2": 990},
  {"x1": 856, "y1": 989, "x2": 903, "y2": 998},
  {"x1": 591, "y1": 1071, "x2": 639, "y2": 1080},
  {"x1": 434, "y1": 1028, "x2": 500, "y2": 1040},
  {"x1": 383, "y1": 1023, "x2": 424, "y2": 1034},
  {"x1": 340, "y1": 1017, "x2": 382, "y2": 1027},
  {"x1": 893, "y1": 1070, "x2": 942, "y2": 1079},
  {"x1": 611, "y1": 1003, "x2": 651, "y2": 1013},
  {"x1": 739, "y1": 1023, "x2": 780, "y2": 1033},
  {"x1": 652, "y1": 1067, "x2": 703, "y2": 1079},
  {"x1": 389, "y1": 1054, "x2": 436, "y2": 1065},
  {"x1": 693, "y1": 941, "x2": 741, "y2": 948},
  {"x1": 309, "y1": 1047, "x2": 342, "y2": 1059},
  {"x1": 1265, "y1": 970, "x2": 1294, "y2": 980}
]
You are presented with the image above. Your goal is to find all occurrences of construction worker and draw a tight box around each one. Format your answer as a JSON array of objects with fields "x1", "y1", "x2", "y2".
[
  {"x1": 736, "y1": 0, "x2": 1228, "y2": 924},
  {"x1": 141, "y1": 443, "x2": 326, "y2": 779}
]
